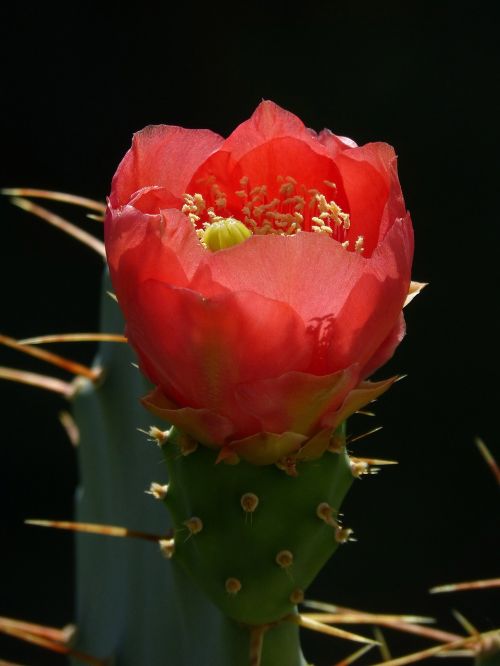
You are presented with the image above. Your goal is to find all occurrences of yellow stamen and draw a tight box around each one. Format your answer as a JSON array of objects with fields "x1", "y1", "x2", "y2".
[
  {"x1": 183, "y1": 175, "x2": 356, "y2": 247},
  {"x1": 355, "y1": 235, "x2": 365, "y2": 253}
]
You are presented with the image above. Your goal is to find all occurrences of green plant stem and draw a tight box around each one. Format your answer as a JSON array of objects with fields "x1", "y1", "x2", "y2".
[{"x1": 71, "y1": 270, "x2": 309, "y2": 665}]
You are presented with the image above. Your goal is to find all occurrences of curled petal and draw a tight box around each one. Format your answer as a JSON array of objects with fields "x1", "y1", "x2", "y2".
[
  {"x1": 217, "y1": 100, "x2": 332, "y2": 162},
  {"x1": 235, "y1": 367, "x2": 358, "y2": 436},
  {"x1": 216, "y1": 447, "x2": 241, "y2": 465},
  {"x1": 322, "y1": 214, "x2": 413, "y2": 375},
  {"x1": 110, "y1": 125, "x2": 223, "y2": 209},
  {"x1": 231, "y1": 431, "x2": 307, "y2": 465},
  {"x1": 295, "y1": 428, "x2": 334, "y2": 461},
  {"x1": 105, "y1": 206, "x2": 206, "y2": 298},
  {"x1": 322, "y1": 377, "x2": 398, "y2": 431},
  {"x1": 361, "y1": 314, "x2": 406, "y2": 379},
  {"x1": 405, "y1": 281, "x2": 427, "y2": 307},
  {"x1": 128, "y1": 185, "x2": 181, "y2": 213},
  {"x1": 317, "y1": 128, "x2": 358, "y2": 155},
  {"x1": 335, "y1": 142, "x2": 406, "y2": 255},
  {"x1": 141, "y1": 387, "x2": 233, "y2": 447}
]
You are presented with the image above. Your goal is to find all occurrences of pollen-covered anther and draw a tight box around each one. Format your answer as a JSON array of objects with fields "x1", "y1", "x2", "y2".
[
  {"x1": 311, "y1": 216, "x2": 334, "y2": 235},
  {"x1": 225, "y1": 577, "x2": 242, "y2": 595},
  {"x1": 279, "y1": 180, "x2": 295, "y2": 197},
  {"x1": 335, "y1": 527, "x2": 354, "y2": 544},
  {"x1": 182, "y1": 192, "x2": 206, "y2": 226},
  {"x1": 210, "y1": 182, "x2": 227, "y2": 209},
  {"x1": 240, "y1": 492, "x2": 259, "y2": 514},
  {"x1": 201, "y1": 216, "x2": 252, "y2": 251},
  {"x1": 355, "y1": 235, "x2": 365, "y2": 253},
  {"x1": 289, "y1": 588, "x2": 304, "y2": 604},
  {"x1": 276, "y1": 550, "x2": 294, "y2": 569},
  {"x1": 350, "y1": 460, "x2": 369, "y2": 478},
  {"x1": 192, "y1": 174, "x2": 352, "y2": 239},
  {"x1": 159, "y1": 538, "x2": 175, "y2": 559},
  {"x1": 146, "y1": 482, "x2": 169, "y2": 500},
  {"x1": 184, "y1": 517, "x2": 203, "y2": 535},
  {"x1": 315, "y1": 194, "x2": 350, "y2": 230},
  {"x1": 316, "y1": 502, "x2": 338, "y2": 527},
  {"x1": 250, "y1": 184, "x2": 267, "y2": 198}
]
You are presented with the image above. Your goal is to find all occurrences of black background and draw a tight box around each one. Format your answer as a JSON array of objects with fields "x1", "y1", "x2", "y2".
[{"x1": 0, "y1": 2, "x2": 498, "y2": 664}]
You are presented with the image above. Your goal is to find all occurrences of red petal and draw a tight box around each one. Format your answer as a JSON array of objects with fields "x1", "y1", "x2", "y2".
[
  {"x1": 188, "y1": 137, "x2": 349, "y2": 217},
  {"x1": 318, "y1": 214, "x2": 413, "y2": 374},
  {"x1": 335, "y1": 142, "x2": 407, "y2": 255},
  {"x1": 317, "y1": 128, "x2": 358, "y2": 156},
  {"x1": 195, "y1": 214, "x2": 412, "y2": 374},
  {"x1": 361, "y1": 313, "x2": 406, "y2": 379},
  {"x1": 105, "y1": 206, "x2": 206, "y2": 306},
  {"x1": 110, "y1": 124, "x2": 223, "y2": 209},
  {"x1": 194, "y1": 232, "x2": 361, "y2": 324},
  {"x1": 126, "y1": 281, "x2": 311, "y2": 437},
  {"x1": 219, "y1": 100, "x2": 331, "y2": 162},
  {"x1": 186, "y1": 101, "x2": 352, "y2": 213}
]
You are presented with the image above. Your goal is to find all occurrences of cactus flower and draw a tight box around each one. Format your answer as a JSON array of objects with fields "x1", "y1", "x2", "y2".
[{"x1": 105, "y1": 101, "x2": 414, "y2": 466}]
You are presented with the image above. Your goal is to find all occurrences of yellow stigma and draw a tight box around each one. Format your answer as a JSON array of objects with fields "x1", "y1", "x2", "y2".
[{"x1": 201, "y1": 216, "x2": 252, "y2": 252}]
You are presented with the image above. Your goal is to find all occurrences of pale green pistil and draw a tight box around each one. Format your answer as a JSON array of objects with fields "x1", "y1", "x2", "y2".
[{"x1": 202, "y1": 217, "x2": 252, "y2": 252}]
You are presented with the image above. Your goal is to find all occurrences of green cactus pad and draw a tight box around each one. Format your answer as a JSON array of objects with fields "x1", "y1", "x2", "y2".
[{"x1": 162, "y1": 427, "x2": 354, "y2": 626}]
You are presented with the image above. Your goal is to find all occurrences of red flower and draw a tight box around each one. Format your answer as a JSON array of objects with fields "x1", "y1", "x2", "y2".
[{"x1": 105, "y1": 101, "x2": 417, "y2": 466}]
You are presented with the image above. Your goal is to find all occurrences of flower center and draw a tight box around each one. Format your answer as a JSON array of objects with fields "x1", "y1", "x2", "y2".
[
  {"x1": 182, "y1": 175, "x2": 364, "y2": 253},
  {"x1": 201, "y1": 216, "x2": 252, "y2": 252}
]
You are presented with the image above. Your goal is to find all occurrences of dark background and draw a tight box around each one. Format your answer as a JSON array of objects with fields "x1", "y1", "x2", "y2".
[{"x1": 0, "y1": 2, "x2": 498, "y2": 664}]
